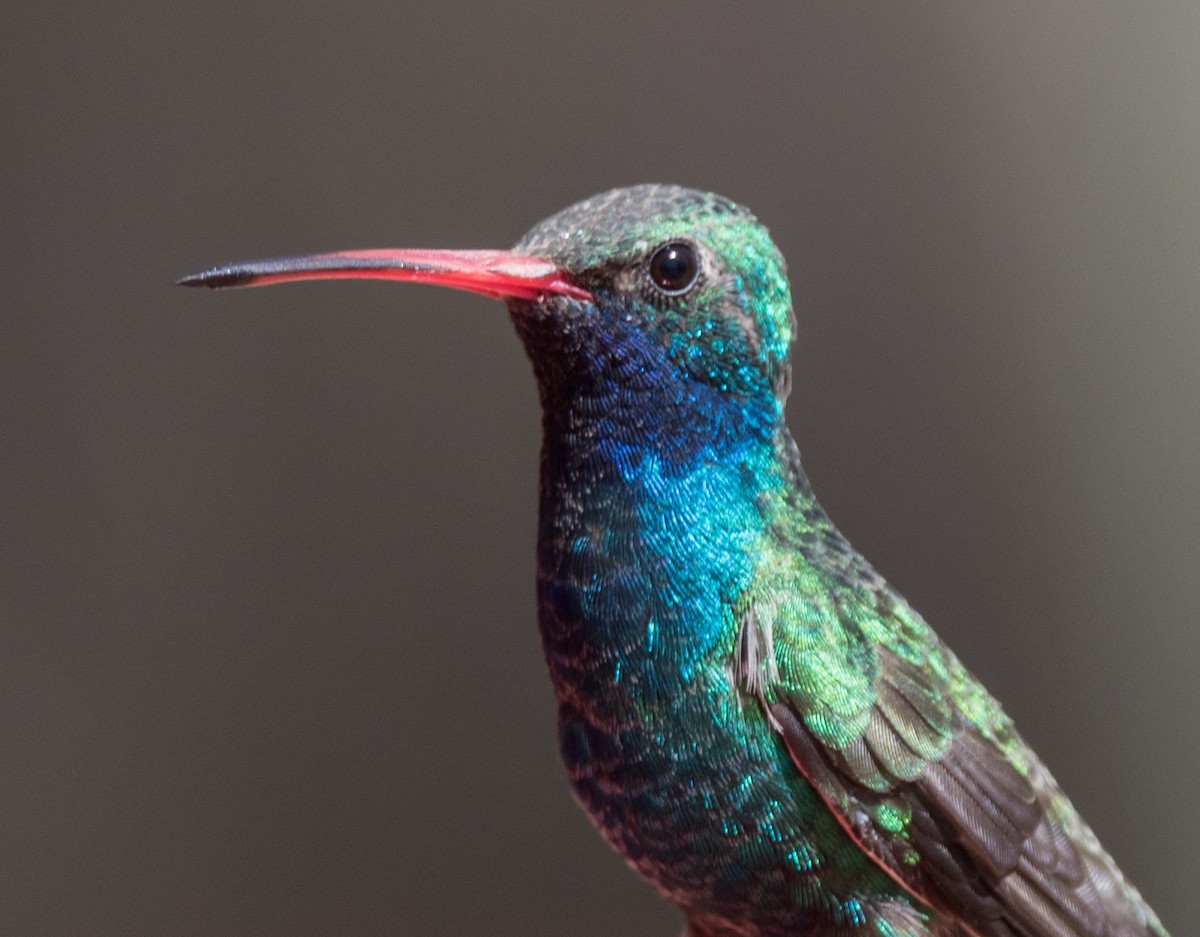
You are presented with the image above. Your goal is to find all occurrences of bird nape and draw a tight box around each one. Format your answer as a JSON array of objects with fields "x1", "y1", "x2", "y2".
[{"x1": 181, "y1": 184, "x2": 1169, "y2": 937}]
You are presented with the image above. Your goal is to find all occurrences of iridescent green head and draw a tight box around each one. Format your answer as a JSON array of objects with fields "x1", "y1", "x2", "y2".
[
  {"x1": 179, "y1": 184, "x2": 795, "y2": 406},
  {"x1": 512, "y1": 185, "x2": 795, "y2": 402}
]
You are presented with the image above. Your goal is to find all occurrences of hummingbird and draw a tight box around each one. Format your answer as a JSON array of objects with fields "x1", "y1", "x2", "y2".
[{"x1": 181, "y1": 185, "x2": 1169, "y2": 937}]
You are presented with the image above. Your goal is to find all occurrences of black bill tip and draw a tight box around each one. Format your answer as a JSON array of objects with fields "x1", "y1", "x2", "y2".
[{"x1": 176, "y1": 267, "x2": 257, "y2": 289}]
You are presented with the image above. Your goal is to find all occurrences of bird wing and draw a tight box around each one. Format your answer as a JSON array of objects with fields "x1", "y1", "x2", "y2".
[{"x1": 741, "y1": 570, "x2": 1166, "y2": 937}]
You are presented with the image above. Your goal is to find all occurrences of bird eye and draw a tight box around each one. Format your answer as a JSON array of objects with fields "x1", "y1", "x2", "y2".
[{"x1": 648, "y1": 242, "x2": 699, "y2": 295}]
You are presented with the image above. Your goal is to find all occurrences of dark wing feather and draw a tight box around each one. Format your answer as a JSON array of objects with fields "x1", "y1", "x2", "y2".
[{"x1": 767, "y1": 644, "x2": 1165, "y2": 937}]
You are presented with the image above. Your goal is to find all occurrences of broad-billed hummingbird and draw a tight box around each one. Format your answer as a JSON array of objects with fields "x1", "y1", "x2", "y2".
[{"x1": 181, "y1": 185, "x2": 1169, "y2": 937}]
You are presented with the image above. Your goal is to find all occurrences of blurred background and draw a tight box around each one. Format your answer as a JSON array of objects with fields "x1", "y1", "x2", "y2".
[{"x1": 3, "y1": 3, "x2": 1197, "y2": 935}]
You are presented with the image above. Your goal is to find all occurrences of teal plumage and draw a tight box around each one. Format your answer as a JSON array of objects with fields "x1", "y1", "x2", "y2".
[{"x1": 182, "y1": 185, "x2": 1169, "y2": 937}]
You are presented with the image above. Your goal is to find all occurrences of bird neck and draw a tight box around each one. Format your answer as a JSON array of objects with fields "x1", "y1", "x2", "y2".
[
  {"x1": 538, "y1": 380, "x2": 783, "y2": 485},
  {"x1": 530, "y1": 351, "x2": 821, "y2": 704}
]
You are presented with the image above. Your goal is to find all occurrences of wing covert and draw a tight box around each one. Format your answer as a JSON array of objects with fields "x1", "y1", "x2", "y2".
[{"x1": 751, "y1": 595, "x2": 1166, "y2": 937}]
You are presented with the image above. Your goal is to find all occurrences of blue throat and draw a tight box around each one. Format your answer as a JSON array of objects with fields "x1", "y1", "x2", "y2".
[{"x1": 529, "y1": 317, "x2": 783, "y2": 709}]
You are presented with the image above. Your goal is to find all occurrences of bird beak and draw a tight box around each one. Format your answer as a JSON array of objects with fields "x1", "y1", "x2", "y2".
[{"x1": 178, "y1": 248, "x2": 592, "y2": 303}]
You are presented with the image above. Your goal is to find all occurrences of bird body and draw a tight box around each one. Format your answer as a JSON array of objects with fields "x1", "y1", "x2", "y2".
[{"x1": 182, "y1": 185, "x2": 1169, "y2": 937}]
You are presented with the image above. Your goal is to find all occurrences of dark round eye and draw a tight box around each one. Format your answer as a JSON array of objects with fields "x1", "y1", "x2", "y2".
[{"x1": 648, "y1": 242, "x2": 699, "y2": 295}]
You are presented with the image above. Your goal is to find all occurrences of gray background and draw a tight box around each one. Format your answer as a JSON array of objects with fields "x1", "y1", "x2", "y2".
[{"x1": 3, "y1": 3, "x2": 1196, "y2": 935}]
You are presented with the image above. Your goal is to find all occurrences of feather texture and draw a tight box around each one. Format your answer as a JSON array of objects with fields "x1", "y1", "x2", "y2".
[{"x1": 509, "y1": 186, "x2": 1169, "y2": 936}]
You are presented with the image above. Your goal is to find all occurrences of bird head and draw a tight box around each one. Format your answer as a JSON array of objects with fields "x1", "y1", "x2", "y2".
[
  {"x1": 509, "y1": 185, "x2": 794, "y2": 404},
  {"x1": 181, "y1": 184, "x2": 794, "y2": 409}
]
